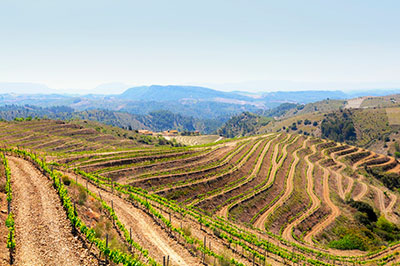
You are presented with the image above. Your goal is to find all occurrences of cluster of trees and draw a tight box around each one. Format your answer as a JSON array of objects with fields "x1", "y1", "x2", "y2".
[
  {"x1": 137, "y1": 135, "x2": 182, "y2": 147},
  {"x1": 349, "y1": 199, "x2": 400, "y2": 243},
  {"x1": 137, "y1": 110, "x2": 196, "y2": 132},
  {"x1": 257, "y1": 103, "x2": 301, "y2": 118},
  {"x1": 13, "y1": 116, "x2": 37, "y2": 121},
  {"x1": 0, "y1": 105, "x2": 225, "y2": 134},
  {"x1": 320, "y1": 110, "x2": 357, "y2": 143},
  {"x1": 366, "y1": 166, "x2": 400, "y2": 191},
  {"x1": 122, "y1": 99, "x2": 259, "y2": 120},
  {"x1": 330, "y1": 199, "x2": 400, "y2": 250},
  {"x1": 180, "y1": 131, "x2": 200, "y2": 136},
  {"x1": 394, "y1": 142, "x2": 400, "y2": 158},
  {"x1": 283, "y1": 119, "x2": 318, "y2": 132},
  {"x1": 0, "y1": 105, "x2": 74, "y2": 121},
  {"x1": 217, "y1": 112, "x2": 272, "y2": 138}
]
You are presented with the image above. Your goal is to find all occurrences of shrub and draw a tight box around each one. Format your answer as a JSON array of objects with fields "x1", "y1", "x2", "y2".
[
  {"x1": 328, "y1": 234, "x2": 366, "y2": 250},
  {"x1": 376, "y1": 216, "x2": 394, "y2": 233},
  {"x1": 365, "y1": 167, "x2": 400, "y2": 190},
  {"x1": 62, "y1": 175, "x2": 71, "y2": 186},
  {"x1": 94, "y1": 220, "x2": 105, "y2": 238},
  {"x1": 355, "y1": 212, "x2": 371, "y2": 226},
  {"x1": 395, "y1": 142, "x2": 400, "y2": 152},
  {"x1": 213, "y1": 228, "x2": 222, "y2": 238},
  {"x1": 182, "y1": 225, "x2": 192, "y2": 237},
  {"x1": 348, "y1": 200, "x2": 377, "y2": 222},
  {"x1": 78, "y1": 186, "x2": 87, "y2": 205},
  {"x1": 218, "y1": 249, "x2": 233, "y2": 266}
]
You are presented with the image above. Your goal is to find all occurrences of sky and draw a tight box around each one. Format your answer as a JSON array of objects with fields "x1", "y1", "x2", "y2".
[{"x1": 1, "y1": 0, "x2": 400, "y2": 94}]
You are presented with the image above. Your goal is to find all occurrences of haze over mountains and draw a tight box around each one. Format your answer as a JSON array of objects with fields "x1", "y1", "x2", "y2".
[
  {"x1": 0, "y1": 84, "x2": 399, "y2": 134},
  {"x1": 1, "y1": 83, "x2": 399, "y2": 107}
]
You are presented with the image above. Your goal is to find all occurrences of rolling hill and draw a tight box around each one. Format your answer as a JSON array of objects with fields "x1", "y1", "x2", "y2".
[
  {"x1": 219, "y1": 94, "x2": 400, "y2": 157},
  {"x1": 1, "y1": 119, "x2": 399, "y2": 265},
  {"x1": 0, "y1": 105, "x2": 223, "y2": 134},
  {"x1": 2, "y1": 85, "x2": 397, "y2": 121}
]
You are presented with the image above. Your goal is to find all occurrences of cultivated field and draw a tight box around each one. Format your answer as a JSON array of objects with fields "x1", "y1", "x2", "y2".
[
  {"x1": 164, "y1": 135, "x2": 223, "y2": 146},
  {"x1": 1, "y1": 120, "x2": 400, "y2": 266}
]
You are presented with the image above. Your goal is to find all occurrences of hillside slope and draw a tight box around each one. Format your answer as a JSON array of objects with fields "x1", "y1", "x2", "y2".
[
  {"x1": 0, "y1": 105, "x2": 224, "y2": 133},
  {"x1": 220, "y1": 94, "x2": 400, "y2": 156},
  {"x1": 1, "y1": 119, "x2": 400, "y2": 265}
]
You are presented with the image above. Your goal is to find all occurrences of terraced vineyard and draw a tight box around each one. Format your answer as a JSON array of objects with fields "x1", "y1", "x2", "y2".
[{"x1": 1, "y1": 120, "x2": 400, "y2": 265}]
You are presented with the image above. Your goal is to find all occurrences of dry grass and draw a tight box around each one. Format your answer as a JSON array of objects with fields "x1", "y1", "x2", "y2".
[
  {"x1": 360, "y1": 94, "x2": 400, "y2": 108},
  {"x1": 386, "y1": 107, "x2": 400, "y2": 125}
]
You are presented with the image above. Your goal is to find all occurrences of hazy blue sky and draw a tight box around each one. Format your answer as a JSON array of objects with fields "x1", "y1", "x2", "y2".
[{"x1": 1, "y1": 0, "x2": 400, "y2": 93}]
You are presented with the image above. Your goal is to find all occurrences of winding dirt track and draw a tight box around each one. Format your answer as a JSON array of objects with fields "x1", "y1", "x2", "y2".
[
  {"x1": 9, "y1": 157, "x2": 95, "y2": 266},
  {"x1": 304, "y1": 167, "x2": 340, "y2": 244},
  {"x1": 352, "y1": 151, "x2": 376, "y2": 169},
  {"x1": 371, "y1": 156, "x2": 396, "y2": 168},
  {"x1": 332, "y1": 152, "x2": 355, "y2": 200},
  {"x1": 384, "y1": 192, "x2": 398, "y2": 221},
  {"x1": 349, "y1": 150, "x2": 371, "y2": 201},
  {"x1": 253, "y1": 138, "x2": 307, "y2": 230},
  {"x1": 353, "y1": 176, "x2": 368, "y2": 201},
  {"x1": 374, "y1": 186, "x2": 387, "y2": 213},
  {"x1": 281, "y1": 142, "x2": 320, "y2": 242},
  {"x1": 388, "y1": 163, "x2": 400, "y2": 174},
  {"x1": 347, "y1": 149, "x2": 399, "y2": 222},
  {"x1": 66, "y1": 171, "x2": 200, "y2": 266},
  {"x1": 372, "y1": 186, "x2": 399, "y2": 223}
]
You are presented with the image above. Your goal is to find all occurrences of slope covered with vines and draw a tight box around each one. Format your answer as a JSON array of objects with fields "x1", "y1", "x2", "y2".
[{"x1": 1, "y1": 119, "x2": 400, "y2": 265}]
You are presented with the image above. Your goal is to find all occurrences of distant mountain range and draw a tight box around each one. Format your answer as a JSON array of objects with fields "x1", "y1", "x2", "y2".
[
  {"x1": 0, "y1": 84, "x2": 399, "y2": 133},
  {"x1": 119, "y1": 85, "x2": 250, "y2": 102},
  {"x1": 2, "y1": 84, "x2": 397, "y2": 113}
]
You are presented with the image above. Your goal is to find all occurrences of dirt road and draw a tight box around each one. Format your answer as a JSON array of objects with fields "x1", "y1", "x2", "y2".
[
  {"x1": 353, "y1": 176, "x2": 368, "y2": 201},
  {"x1": 373, "y1": 186, "x2": 399, "y2": 223},
  {"x1": 9, "y1": 157, "x2": 95, "y2": 266},
  {"x1": 66, "y1": 171, "x2": 200, "y2": 266}
]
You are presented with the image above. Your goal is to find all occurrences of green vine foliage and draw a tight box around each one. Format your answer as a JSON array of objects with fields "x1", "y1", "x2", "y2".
[
  {"x1": 1, "y1": 153, "x2": 15, "y2": 250},
  {"x1": 3, "y1": 149, "x2": 144, "y2": 266}
]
